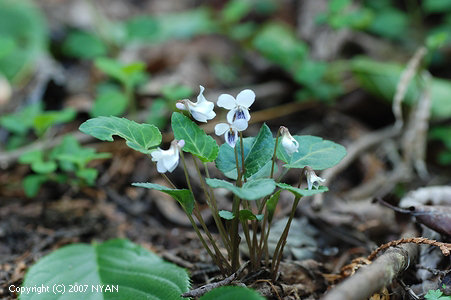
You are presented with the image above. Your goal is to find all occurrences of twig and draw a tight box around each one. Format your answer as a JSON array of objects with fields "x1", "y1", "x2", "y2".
[
  {"x1": 367, "y1": 237, "x2": 451, "y2": 261},
  {"x1": 392, "y1": 46, "x2": 427, "y2": 130},
  {"x1": 181, "y1": 261, "x2": 249, "y2": 298},
  {"x1": 322, "y1": 227, "x2": 419, "y2": 300}
]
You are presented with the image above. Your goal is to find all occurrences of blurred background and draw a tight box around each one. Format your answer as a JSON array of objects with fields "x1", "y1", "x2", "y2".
[{"x1": 1, "y1": 0, "x2": 451, "y2": 298}]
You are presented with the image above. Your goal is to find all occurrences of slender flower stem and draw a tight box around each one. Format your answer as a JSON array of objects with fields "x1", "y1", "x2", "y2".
[
  {"x1": 270, "y1": 128, "x2": 281, "y2": 179},
  {"x1": 270, "y1": 172, "x2": 305, "y2": 279},
  {"x1": 160, "y1": 172, "x2": 176, "y2": 189},
  {"x1": 239, "y1": 132, "x2": 246, "y2": 181},
  {"x1": 241, "y1": 200, "x2": 257, "y2": 268},
  {"x1": 271, "y1": 196, "x2": 300, "y2": 279},
  {"x1": 193, "y1": 158, "x2": 232, "y2": 255},
  {"x1": 180, "y1": 151, "x2": 231, "y2": 272},
  {"x1": 230, "y1": 146, "x2": 243, "y2": 272}
]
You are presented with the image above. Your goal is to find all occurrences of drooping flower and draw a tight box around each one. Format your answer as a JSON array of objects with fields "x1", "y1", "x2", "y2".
[
  {"x1": 214, "y1": 119, "x2": 248, "y2": 148},
  {"x1": 176, "y1": 85, "x2": 216, "y2": 122},
  {"x1": 151, "y1": 140, "x2": 185, "y2": 173},
  {"x1": 280, "y1": 126, "x2": 299, "y2": 156},
  {"x1": 304, "y1": 166, "x2": 326, "y2": 190},
  {"x1": 217, "y1": 89, "x2": 255, "y2": 123}
]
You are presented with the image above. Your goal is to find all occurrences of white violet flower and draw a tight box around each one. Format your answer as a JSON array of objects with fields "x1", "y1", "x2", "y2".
[
  {"x1": 176, "y1": 85, "x2": 216, "y2": 122},
  {"x1": 214, "y1": 119, "x2": 248, "y2": 148},
  {"x1": 304, "y1": 166, "x2": 326, "y2": 190},
  {"x1": 280, "y1": 126, "x2": 299, "y2": 156},
  {"x1": 217, "y1": 89, "x2": 255, "y2": 123},
  {"x1": 151, "y1": 140, "x2": 185, "y2": 173}
]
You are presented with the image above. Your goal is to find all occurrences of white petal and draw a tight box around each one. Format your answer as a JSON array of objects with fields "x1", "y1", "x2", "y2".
[
  {"x1": 215, "y1": 123, "x2": 229, "y2": 135},
  {"x1": 217, "y1": 94, "x2": 236, "y2": 109},
  {"x1": 163, "y1": 154, "x2": 179, "y2": 173},
  {"x1": 197, "y1": 85, "x2": 206, "y2": 103},
  {"x1": 150, "y1": 149, "x2": 163, "y2": 161},
  {"x1": 232, "y1": 119, "x2": 248, "y2": 131},
  {"x1": 236, "y1": 89, "x2": 255, "y2": 108},
  {"x1": 156, "y1": 160, "x2": 167, "y2": 173},
  {"x1": 226, "y1": 108, "x2": 236, "y2": 124},
  {"x1": 225, "y1": 129, "x2": 238, "y2": 148},
  {"x1": 307, "y1": 178, "x2": 313, "y2": 190},
  {"x1": 191, "y1": 111, "x2": 208, "y2": 122},
  {"x1": 243, "y1": 109, "x2": 251, "y2": 121},
  {"x1": 176, "y1": 102, "x2": 186, "y2": 110}
]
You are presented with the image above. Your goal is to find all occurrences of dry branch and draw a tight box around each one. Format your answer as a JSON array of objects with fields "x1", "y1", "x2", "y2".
[{"x1": 322, "y1": 228, "x2": 418, "y2": 300}]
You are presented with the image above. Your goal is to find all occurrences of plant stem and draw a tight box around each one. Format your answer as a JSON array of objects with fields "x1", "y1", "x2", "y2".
[
  {"x1": 270, "y1": 196, "x2": 300, "y2": 279},
  {"x1": 270, "y1": 128, "x2": 281, "y2": 179},
  {"x1": 180, "y1": 151, "x2": 231, "y2": 272},
  {"x1": 193, "y1": 158, "x2": 232, "y2": 256},
  {"x1": 230, "y1": 146, "x2": 243, "y2": 272},
  {"x1": 239, "y1": 132, "x2": 246, "y2": 181}
]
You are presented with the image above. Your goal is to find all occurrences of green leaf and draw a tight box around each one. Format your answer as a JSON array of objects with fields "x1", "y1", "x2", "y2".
[
  {"x1": 277, "y1": 183, "x2": 328, "y2": 197},
  {"x1": 91, "y1": 88, "x2": 128, "y2": 117},
  {"x1": 147, "y1": 98, "x2": 169, "y2": 129},
  {"x1": 79, "y1": 116, "x2": 162, "y2": 154},
  {"x1": 266, "y1": 190, "x2": 281, "y2": 223},
  {"x1": 367, "y1": 8, "x2": 407, "y2": 40},
  {"x1": 171, "y1": 112, "x2": 219, "y2": 162},
  {"x1": 423, "y1": 0, "x2": 451, "y2": 13},
  {"x1": 20, "y1": 239, "x2": 190, "y2": 300},
  {"x1": 239, "y1": 209, "x2": 263, "y2": 221},
  {"x1": 31, "y1": 160, "x2": 57, "y2": 174},
  {"x1": 206, "y1": 178, "x2": 275, "y2": 201},
  {"x1": 23, "y1": 174, "x2": 47, "y2": 197},
  {"x1": 219, "y1": 210, "x2": 235, "y2": 220},
  {"x1": 32, "y1": 109, "x2": 76, "y2": 136},
  {"x1": 51, "y1": 135, "x2": 111, "y2": 171},
  {"x1": 18, "y1": 150, "x2": 43, "y2": 164},
  {"x1": 62, "y1": 30, "x2": 108, "y2": 59},
  {"x1": 277, "y1": 135, "x2": 346, "y2": 170},
  {"x1": 132, "y1": 182, "x2": 194, "y2": 214},
  {"x1": 329, "y1": 0, "x2": 350, "y2": 13},
  {"x1": 95, "y1": 57, "x2": 127, "y2": 83},
  {"x1": 351, "y1": 57, "x2": 451, "y2": 120},
  {"x1": 252, "y1": 23, "x2": 307, "y2": 71},
  {"x1": 200, "y1": 286, "x2": 265, "y2": 300},
  {"x1": 162, "y1": 84, "x2": 193, "y2": 101},
  {"x1": 75, "y1": 168, "x2": 98, "y2": 186},
  {"x1": 215, "y1": 124, "x2": 274, "y2": 179},
  {"x1": 0, "y1": 102, "x2": 42, "y2": 135},
  {"x1": 0, "y1": 0, "x2": 47, "y2": 81},
  {"x1": 221, "y1": 0, "x2": 253, "y2": 24}
]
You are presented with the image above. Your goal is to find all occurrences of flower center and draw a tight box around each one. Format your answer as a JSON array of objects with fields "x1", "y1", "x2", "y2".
[{"x1": 233, "y1": 107, "x2": 247, "y2": 121}]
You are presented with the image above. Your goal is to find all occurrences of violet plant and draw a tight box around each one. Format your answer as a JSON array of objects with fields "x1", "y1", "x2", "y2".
[{"x1": 79, "y1": 85, "x2": 346, "y2": 277}]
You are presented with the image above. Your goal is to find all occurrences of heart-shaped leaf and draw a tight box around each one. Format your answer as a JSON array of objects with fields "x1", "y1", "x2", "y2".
[
  {"x1": 219, "y1": 210, "x2": 234, "y2": 220},
  {"x1": 171, "y1": 112, "x2": 219, "y2": 162},
  {"x1": 239, "y1": 209, "x2": 264, "y2": 221},
  {"x1": 276, "y1": 183, "x2": 328, "y2": 197},
  {"x1": 277, "y1": 135, "x2": 346, "y2": 170},
  {"x1": 215, "y1": 124, "x2": 274, "y2": 179},
  {"x1": 20, "y1": 239, "x2": 190, "y2": 300},
  {"x1": 200, "y1": 286, "x2": 265, "y2": 300},
  {"x1": 206, "y1": 178, "x2": 275, "y2": 201},
  {"x1": 79, "y1": 116, "x2": 162, "y2": 154},
  {"x1": 266, "y1": 190, "x2": 281, "y2": 223},
  {"x1": 132, "y1": 182, "x2": 194, "y2": 215}
]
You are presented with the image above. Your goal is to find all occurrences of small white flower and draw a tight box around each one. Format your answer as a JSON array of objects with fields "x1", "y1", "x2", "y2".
[
  {"x1": 176, "y1": 85, "x2": 216, "y2": 122},
  {"x1": 214, "y1": 119, "x2": 248, "y2": 148},
  {"x1": 217, "y1": 89, "x2": 255, "y2": 123},
  {"x1": 280, "y1": 126, "x2": 299, "y2": 156},
  {"x1": 304, "y1": 166, "x2": 326, "y2": 190},
  {"x1": 151, "y1": 140, "x2": 185, "y2": 173}
]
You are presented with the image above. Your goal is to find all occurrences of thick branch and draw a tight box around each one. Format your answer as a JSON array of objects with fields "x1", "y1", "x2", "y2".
[{"x1": 322, "y1": 230, "x2": 418, "y2": 300}]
